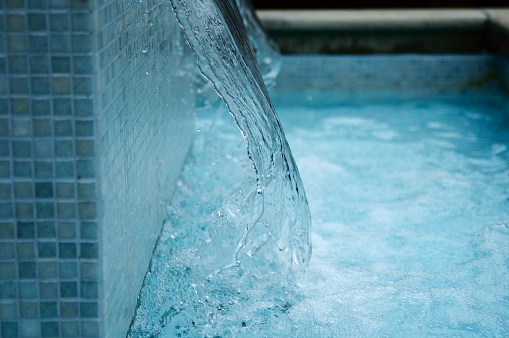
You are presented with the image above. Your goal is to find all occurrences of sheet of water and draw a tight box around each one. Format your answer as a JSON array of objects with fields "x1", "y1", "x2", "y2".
[{"x1": 129, "y1": 92, "x2": 509, "y2": 337}]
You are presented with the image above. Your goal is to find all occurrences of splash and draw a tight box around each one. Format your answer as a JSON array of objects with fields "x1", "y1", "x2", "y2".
[{"x1": 169, "y1": 0, "x2": 311, "y2": 280}]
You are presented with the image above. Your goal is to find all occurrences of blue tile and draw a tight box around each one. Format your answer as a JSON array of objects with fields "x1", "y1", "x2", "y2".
[
  {"x1": 59, "y1": 242, "x2": 77, "y2": 259},
  {"x1": 29, "y1": 35, "x2": 49, "y2": 53},
  {"x1": 12, "y1": 140, "x2": 32, "y2": 157},
  {"x1": 17, "y1": 221, "x2": 35, "y2": 239},
  {"x1": 0, "y1": 301, "x2": 17, "y2": 319},
  {"x1": 15, "y1": 202, "x2": 33, "y2": 218},
  {"x1": 76, "y1": 160, "x2": 95, "y2": 178},
  {"x1": 33, "y1": 118, "x2": 53, "y2": 137},
  {"x1": 0, "y1": 118, "x2": 7, "y2": 134},
  {"x1": 0, "y1": 161, "x2": 10, "y2": 178},
  {"x1": 74, "y1": 98, "x2": 93, "y2": 116},
  {"x1": 38, "y1": 261, "x2": 57, "y2": 279},
  {"x1": 80, "y1": 262, "x2": 98, "y2": 280},
  {"x1": 40, "y1": 302, "x2": 58, "y2": 318},
  {"x1": 13, "y1": 160, "x2": 33, "y2": 178},
  {"x1": 10, "y1": 77, "x2": 30, "y2": 94},
  {"x1": 71, "y1": 13, "x2": 91, "y2": 32},
  {"x1": 11, "y1": 97, "x2": 29, "y2": 115},
  {"x1": 0, "y1": 282, "x2": 16, "y2": 299},
  {"x1": 54, "y1": 120, "x2": 73, "y2": 136},
  {"x1": 34, "y1": 161, "x2": 54, "y2": 178},
  {"x1": 30, "y1": 55, "x2": 50, "y2": 74},
  {"x1": 72, "y1": 34, "x2": 91, "y2": 53},
  {"x1": 0, "y1": 262, "x2": 16, "y2": 280},
  {"x1": 52, "y1": 76, "x2": 71, "y2": 95},
  {"x1": 57, "y1": 222, "x2": 76, "y2": 240},
  {"x1": 80, "y1": 281, "x2": 98, "y2": 299},
  {"x1": 8, "y1": 55, "x2": 29, "y2": 73},
  {"x1": 7, "y1": 35, "x2": 28, "y2": 53},
  {"x1": 51, "y1": 56, "x2": 70, "y2": 73},
  {"x1": 0, "y1": 242, "x2": 15, "y2": 259},
  {"x1": 80, "y1": 243, "x2": 98, "y2": 259},
  {"x1": 31, "y1": 99, "x2": 51, "y2": 116},
  {"x1": 19, "y1": 320, "x2": 41, "y2": 337},
  {"x1": 1, "y1": 321, "x2": 18, "y2": 338},
  {"x1": 60, "y1": 281, "x2": 78, "y2": 298},
  {"x1": 6, "y1": 14, "x2": 25, "y2": 31},
  {"x1": 12, "y1": 118, "x2": 32, "y2": 136},
  {"x1": 55, "y1": 161, "x2": 74, "y2": 178},
  {"x1": 38, "y1": 241, "x2": 57, "y2": 258},
  {"x1": 75, "y1": 120, "x2": 93, "y2": 137},
  {"x1": 53, "y1": 98, "x2": 72, "y2": 116},
  {"x1": 59, "y1": 261, "x2": 77, "y2": 279},
  {"x1": 74, "y1": 77, "x2": 93, "y2": 96},
  {"x1": 60, "y1": 301, "x2": 78, "y2": 318},
  {"x1": 41, "y1": 321, "x2": 59, "y2": 336},
  {"x1": 39, "y1": 282, "x2": 58, "y2": 299},
  {"x1": 35, "y1": 182, "x2": 54, "y2": 198},
  {"x1": 17, "y1": 242, "x2": 35, "y2": 259},
  {"x1": 77, "y1": 183, "x2": 95, "y2": 199},
  {"x1": 18, "y1": 261, "x2": 37, "y2": 279},
  {"x1": 18, "y1": 281, "x2": 38, "y2": 299},
  {"x1": 0, "y1": 183, "x2": 10, "y2": 199},
  {"x1": 55, "y1": 140, "x2": 73, "y2": 158},
  {"x1": 14, "y1": 182, "x2": 33, "y2": 198},
  {"x1": 76, "y1": 140, "x2": 94, "y2": 157},
  {"x1": 36, "y1": 202, "x2": 55, "y2": 218},
  {"x1": 31, "y1": 77, "x2": 51, "y2": 95},
  {"x1": 28, "y1": 13, "x2": 47, "y2": 31},
  {"x1": 55, "y1": 183, "x2": 74, "y2": 199},
  {"x1": 0, "y1": 223, "x2": 14, "y2": 238},
  {"x1": 57, "y1": 202, "x2": 76, "y2": 219},
  {"x1": 20, "y1": 301, "x2": 38, "y2": 318},
  {"x1": 49, "y1": 0, "x2": 69, "y2": 8},
  {"x1": 37, "y1": 221, "x2": 56, "y2": 238},
  {"x1": 0, "y1": 202, "x2": 13, "y2": 218},
  {"x1": 0, "y1": 140, "x2": 8, "y2": 157},
  {"x1": 61, "y1": 321, "x2": 80, "y2": 336},
  {"x1": 34, "y1": 140, "x2": 54, "y2": 158},
  {"x1": 78, "y1": 202, "x2": 96, "y2": 219},
  {"x1": 49, "y1": 14, "x2": 69, "y2": 31},
  {"x1": 6, "y1": 0, "x2": 24, "y2": 8},
  {"x1": 73, "y1": 56, "x2": 93, "y2": 74},
  {"x1": 81, "y1": 321, "x2": 99, "y2": 337},
  {"x1": 50, "y1": 34, "x2": 70, "y2": 53},
  {"x1": 28, "y1": 0, "x2": 47, "y2": 9},
  {"x1": 79, "y1": 302, "x2": 97, "y2": 318}
]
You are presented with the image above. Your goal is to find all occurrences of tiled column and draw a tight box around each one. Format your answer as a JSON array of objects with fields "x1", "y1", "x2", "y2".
[{"x1": 0, "y1": 0, "x2": 195, "y2": 337}]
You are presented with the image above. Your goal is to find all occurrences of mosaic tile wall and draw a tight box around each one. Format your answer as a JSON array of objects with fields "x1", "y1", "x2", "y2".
[
  {"x1": 0, "y1": 0, "x2": 195, "y2": 337},
  {"x1": 275, "y1": 54, "x2": 501, "y2": 97}
]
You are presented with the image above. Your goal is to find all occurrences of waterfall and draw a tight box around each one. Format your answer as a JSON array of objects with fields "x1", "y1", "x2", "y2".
[{"x1": 169, "y1": 0, "x2": 312, "y2": 279}]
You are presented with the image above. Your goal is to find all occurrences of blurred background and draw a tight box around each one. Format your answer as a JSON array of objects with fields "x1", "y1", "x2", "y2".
[{"x1": 252, "y1": 1, "x2": 509, "y2": 9}]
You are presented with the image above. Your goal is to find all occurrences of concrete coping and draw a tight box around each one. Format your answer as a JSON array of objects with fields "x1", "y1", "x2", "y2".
[{"x1": 258, "y1": 9, "x2": 509, "y2": 33}]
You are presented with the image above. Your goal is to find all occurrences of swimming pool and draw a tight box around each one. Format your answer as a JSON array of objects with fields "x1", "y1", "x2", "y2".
[{"x1": 128, "y1": 55, "x2": 509, "y2": 337}]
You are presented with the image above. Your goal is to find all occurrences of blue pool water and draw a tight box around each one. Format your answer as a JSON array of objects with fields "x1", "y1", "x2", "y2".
[{"x1": 129, "y1": 88, "x2": 509, "y2": 337}]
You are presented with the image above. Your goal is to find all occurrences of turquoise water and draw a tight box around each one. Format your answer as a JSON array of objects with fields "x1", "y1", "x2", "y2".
[{"x1": 129, "y1": 91, "x2": 509, "y2": 337}]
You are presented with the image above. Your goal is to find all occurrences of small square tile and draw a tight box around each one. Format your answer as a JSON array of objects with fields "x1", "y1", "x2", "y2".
[
  {"x1": 7, "y1": 35, "x2": 28, "y2": 53},
  {"x1": 60, "y1": 281, "x2": 78, "y2": 298},
  {"x1": 42, "y1": 321, "x2": 60, "y2": 337},
  {"x1": 19, "y1": 320, "x2": 41, "y2": 337},
  {"x1": 80, "y1": 281, "x2": 98, "y2": 299},
  {"x1": 51, "y1": 56, "x2": 71, "y2": 73},
  {"x1": 1, "y1": 321, "x2": 18, "y2": 338},
  {"x1": 0, "y1": 183, "x2": 11, "y2": 199},
  {"x1": 20, "y1": 301, "x2": 38, "y2": 318},
  {"x1": 38, "y1": 261, "x2": 57, "y2": 279},
  {"x1": 35, "y1": 182, "x2": 54, "y2": 198},
  {"x1": 55, "y1": 182, "x2": 74, "y2": 199},
  {"x1": 36, "y1": 202, "x2": 55, "y2": 218},
  {"x1": 10, "y1": 77, "x2": 30, "y2": 94},
  {"x1": 60, "y1": 301, "x2": 78, "y2": 318},
  {"x1": 28, "y1": 0, "x2": 47, "y2": 9},
  {"x1": 12, "y1": 140, "x2": 32, "y2": 157},
  {"x1": 57, "y1": 202, "x2": 76, "y2": 219},
  {"x1": 80, "y1": 261, "x2": 98, "y2": 280},
  {"x1": 76, "y1": 140, "x2": 94, "y2": 157},
  {"x1": 0, "y1": 223, "x2": 14, "y2": 238},
  {"x1": 6, "y1": 0, "x2": 24, "y2": 8},
  {"x1": 31, "y1": 77, "x2": 51, "y2": 95},
  {"x1": 0, "y1": 282, "x2": 16, "y2": 299},
  {"x1": 61, "y1": 321, "x2": 80, "y2": 336},
  {"x1": 8, "y1": 55, "x2": 29, "y2": 73},
  {"x1": 18, "y1": 221, "x2": 35, "y2": 239},
  {"x1": 12, "y1": 118, "x2": 32, "y2": 137},
  {"x1": 34, "y1": 161, "x2": 54, "y2": 178},
  {"x1": 0, "y1": 203, "x2": 13, "y2": 218},
  {"x1": 59, "y1": 261, "x2": 77, "y2": 279},
  {"x1": 34, "y1": 118, "x2": 53, "y2": 137},
  {"x1": 76, "y1": 160, "x2": 95, "y2": 178},
  {"x1": 18, "y1": 281, "x2": 38, "y2": 299},
  {"x1": 17, "y1": 242, "x2": 35, "y2": 260},
  {"x1": 0, "y1": 140, "x2": 9, "y2": 157},
  {"x1": 79, "y1": 302, "x2": 97, "y2": 318},
  {"x1": 37, "y1": 221, "x2": 56, "y2": 238},
  {"x1": 49, "y1": 14, "x2": 69, "y2": 31},
  {"x1": 55, "y1": 140, "x2": 73, "y2": 157},
  {"x1": 13, "y1": 160, "x2": 33, "y2": 178},
  {"x1": 28, "y1": 13, "x2": 47, "y2": 31},
  {"x1": 38, "y1": 241, "x2": 57, "y2": 258},
  {"x1": 59, "y1": 243, "x2": 76, "y2": 259},
  {"x1": 40, "y1": 282, "x2": 58, "y2": 299},
  {"x1": 29, "y1": 35, "x2": 49, "y2": 53},
  {"x1": 52, "y1": 76, "x2": 71, "y2": 95},
  {"x1": 53, "y1": 98, "x2": 72, "y2": 116},
  {"x1": 30, "y1": 55, "x2": 50, "y2": 74},
  {"x1": 73, "y1": 56, "x2": 93, "y2": 74},
  {"x1": 31, "y1": 99, "x2": 51, "y2": 116},
  {"x1": 34, "y1": 140, "x2": 54, "y2": 158},
  {"x1": 0, "y1": 118, "x2": 8, "y2": 134},
  {"x1": 0, "y1": 301, "x2": 17, "y2": 319},
  {"x1": 54, "y1": 120, "x2": 73, "y2": 136},
  {"x1": 0, "y1": 161, "x2": 10, "y2": 178},
  {"x1": 11, "y1": 97, "x2": 29, "y2": 115},
  {"x1": 81, "y1": 321, "x2": 99, "y2": 337},
  {"x1": 77, "y1": 183, "x2": 95, "y2": 200},
  {"x1": 6, "y1": 14, "x2": 25, "y2": 32},
  {"x1": 80, "y1": 243, "x2": 98, "y2": 259},
  {"x1": 75, "y1": 120, "x2": 93, "y2": 137},
  {"x1": 0, "y1": 242, "x2": 15, "y2": 259},
  {"x1": 72, "y1": 34, "x2": 91, "y2": 53},
  {"x1": 50, "y1": 34, "x2": 70, "y2": 53},
  {"x1": 19, "y1": 261, "x2": 37, "y2": 279},
  {"x1": 74, "y1": 98, "x2": 93, "y2": 117},
  {"x1": 40, "y1": 302, "x2": 58, "y2": 318},
  {"x1": 55, "y1": 161, "x2": 74, "y2": 178},
  {"x1": 0, "y1": 262, "x2": 16, "y2": 280},
  {"x1": 58, "y1": 222, "x2": 76, "y2": 240},
  {"x1": 73, "y1": 76, "x2": 93, "y2": 95},
  {"x1": 78, "y1": 202, "x2": 96, "y2": 219}
]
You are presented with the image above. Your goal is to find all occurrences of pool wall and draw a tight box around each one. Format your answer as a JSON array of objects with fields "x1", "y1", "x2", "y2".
[{"x1": 0, "y1": 1, "x2": 195, "y2": 337}]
